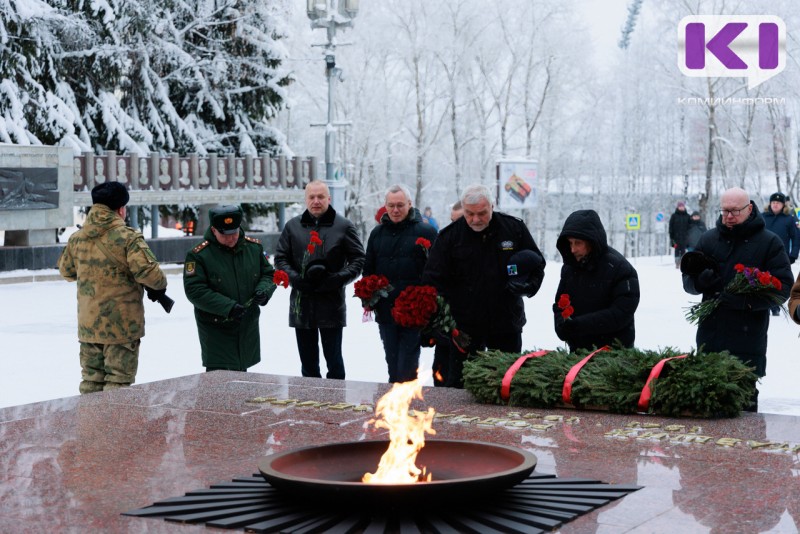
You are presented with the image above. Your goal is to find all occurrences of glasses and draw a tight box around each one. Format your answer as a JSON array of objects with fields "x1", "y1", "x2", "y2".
[{"x1": 719, "y1": 205, "x2": 749, "y2": 217}]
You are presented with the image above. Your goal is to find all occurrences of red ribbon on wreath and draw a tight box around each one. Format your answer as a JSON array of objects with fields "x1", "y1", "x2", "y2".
[
  {"x1": 500, "y1": 350, "x2": 550, "y2": 401},
  {"x1": 562, "y1": 346, "x2": 611, "y2": 405},
  {"x1": 636, "y1": 354, "x2": 688, "y2": 412}
]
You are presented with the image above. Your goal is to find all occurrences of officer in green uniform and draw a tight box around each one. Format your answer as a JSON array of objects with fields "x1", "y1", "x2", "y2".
[{"x1": 184, "y1": 205, "x2": 276, "y2": 371}]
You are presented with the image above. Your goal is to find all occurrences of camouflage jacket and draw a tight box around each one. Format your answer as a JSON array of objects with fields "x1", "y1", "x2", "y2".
[{"x1": 58, "y1": 204, "x2": 167, "y2": 343}]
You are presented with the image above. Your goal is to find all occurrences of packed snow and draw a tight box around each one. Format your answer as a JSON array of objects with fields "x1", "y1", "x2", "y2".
[{"x1": 2, "y1": 254, "x2": 799, "y2": 415}]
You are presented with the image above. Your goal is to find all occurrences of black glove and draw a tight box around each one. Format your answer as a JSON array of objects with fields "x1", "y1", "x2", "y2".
[
  {"x1": 790, "y1": 257, "x2": 796, "y2": 265},
  {"x1": 695, "y1": 268, "x2": 723, "y2": 293},
  {"x1": 228, "y1": 303, "x2": 246, "y2": 321},
  {"x1": 290, "y1": 274, "x2": 313, "y2": 292},
  {"x1": 253, "y1": 291, "x2": 269, "y2": 306},
  {"x1": 145, "y1": 286, "x2": 166, "y2": 302},
  {"x1": 305, "y1": 264, "x2": 328, "y2": 286}
]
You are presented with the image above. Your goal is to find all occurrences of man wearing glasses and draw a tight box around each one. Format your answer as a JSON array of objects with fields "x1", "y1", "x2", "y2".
[{"x1": 682, "y1": 187, "x2": 793, "y2": 411}]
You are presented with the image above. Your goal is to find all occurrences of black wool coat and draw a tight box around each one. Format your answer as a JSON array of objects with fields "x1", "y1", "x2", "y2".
[
  {"x1": 669, "y1": 209, "x2": 691, "y2": 248},
  {"x1": 762, "y1": 208, "x2": 800, "y2": 261},
  {"x1": 274, "y1": 207, "x2": 365, "y2": 328},
  {"x1": 362, "y1": 208, "x2": 438, "y2": 324},
  {"x1": 683, "y1": 202, "x2": 793, "y2": 376},
  {"x1": 553, "y1": 209, "x2": 640, "y2": 352}
]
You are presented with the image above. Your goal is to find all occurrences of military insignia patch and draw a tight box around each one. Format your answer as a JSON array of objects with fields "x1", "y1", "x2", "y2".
[
  {"x1": 224, "y1": 217, "x2": 233, "y2": 224},
  {"x1": 501, "y1": 240, "x2": 515, "y2": 251},
  {"x1": 185, "y1": 262, "x2": 196, "y2": 275}
]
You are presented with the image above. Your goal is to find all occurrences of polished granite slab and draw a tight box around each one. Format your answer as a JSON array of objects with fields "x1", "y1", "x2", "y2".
[{"x1": 1, "y1": 371, "x2": 799, "y2": 533}]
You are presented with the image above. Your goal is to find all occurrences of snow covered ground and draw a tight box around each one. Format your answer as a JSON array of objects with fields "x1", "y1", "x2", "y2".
[{"x1": 2, "y1": 254, "x2": 799, "y2": 415}]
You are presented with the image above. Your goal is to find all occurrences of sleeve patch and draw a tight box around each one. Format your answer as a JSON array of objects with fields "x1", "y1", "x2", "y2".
[{"x1": 185, "y1": 261, "x2": 196, "y2": 276}]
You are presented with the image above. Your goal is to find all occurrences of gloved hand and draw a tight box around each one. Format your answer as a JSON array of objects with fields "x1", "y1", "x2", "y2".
[
  {"x1": 228, "y1": 303, "x2": 246, "y2": 321},
  {"x1": 145, "y1": 286, "x2": 166, "y2": 302},
  {"x1": 305, "y1": 264, "x2": 328, "y2": 286},
  {"x1": 253, "y1": 291, "x2": 269, "y2": 306},
  {"x1": 694, "y1": 268, "x2": 723, "y2": 293},
  {"x1": 290, "y1": 274, "x2": 313, "y2": 292}
]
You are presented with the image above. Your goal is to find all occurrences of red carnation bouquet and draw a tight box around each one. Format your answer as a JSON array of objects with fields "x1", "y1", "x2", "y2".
[
  {"x1": 685, "y1": 263, "x2": 785, "y2": 325},
  {"x1": 391, "y1": 285, "x2": 470, "y2": 353},
  {"x1": 354, "y1": 275, "x2": 394, "y2": 321},
  {"x1": 557, "y1": 293, "x2": 574, "y2": 320}
]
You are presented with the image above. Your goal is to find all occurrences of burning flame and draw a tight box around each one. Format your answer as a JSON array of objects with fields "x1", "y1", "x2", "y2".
[{"x1": 362, "y1": 377, "x2": 436, "y2": 484}]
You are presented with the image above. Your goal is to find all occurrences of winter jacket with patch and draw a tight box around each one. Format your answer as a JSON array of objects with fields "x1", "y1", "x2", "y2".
[
  {"x1": 58, "y1": 204, "x2": 167, "y2": 344},
  {"x1": 422, "y1": 211, "x2": 543, "y2": 334},
  {"x1": 553, "y1": 209, "x2": 639, "y2": 352}
]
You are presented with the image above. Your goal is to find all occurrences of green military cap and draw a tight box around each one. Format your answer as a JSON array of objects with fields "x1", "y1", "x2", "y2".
[{"x1": 210, "y1": 205, "x2": 243, "y2": 235}]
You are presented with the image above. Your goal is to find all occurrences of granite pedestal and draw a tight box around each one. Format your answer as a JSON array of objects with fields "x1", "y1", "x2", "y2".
[{"x1": 1, "y1": 372, "x2": 798, "y2": 532}]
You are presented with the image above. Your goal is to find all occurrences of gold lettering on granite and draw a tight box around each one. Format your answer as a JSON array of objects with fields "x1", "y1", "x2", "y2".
[
  {"x1": 528, "y1": 423, "x2": 555, "y2": 431},
  {"x1": 715, "y1": 437, "x2": 742, "y2": 447},
  {"x1": 327, "y1": 403, "x2": 355, "y2": 410}
]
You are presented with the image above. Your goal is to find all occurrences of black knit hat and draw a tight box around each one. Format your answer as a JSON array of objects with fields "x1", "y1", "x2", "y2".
[
  {"x1": 770, "y1": 192, "x2": 787, "y2": 204},
  {"x1": 91, "y1": 182, "x2": 129, "y2": 210}
]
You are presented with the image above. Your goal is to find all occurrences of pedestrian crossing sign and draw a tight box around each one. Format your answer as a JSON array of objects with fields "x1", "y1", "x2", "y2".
[{"x1": 626, "y1": 214, "x2": 641, "y2": 230}]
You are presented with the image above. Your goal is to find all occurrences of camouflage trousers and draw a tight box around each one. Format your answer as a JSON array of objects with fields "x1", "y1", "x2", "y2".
[{"x1": 78, "y1": 340, "x2": 141, "y2": 394}]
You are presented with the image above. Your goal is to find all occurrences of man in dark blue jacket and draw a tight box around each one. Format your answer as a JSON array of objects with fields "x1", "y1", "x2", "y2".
[
  {"x1": 363, "y1": 184, "x2": 437, "y2": 383},
  {"x1": 553, "y1": 210, "x2": 640, "y2": 352},
  {"x1": 423, "y1": 184, "x2": 544, "y2": 388},
  {"x1": 683, "y1": 187, "x2": 793, "y2": 411},
  {"x1": 762, "y1": 192, "x2": 798, "y2": 315}
]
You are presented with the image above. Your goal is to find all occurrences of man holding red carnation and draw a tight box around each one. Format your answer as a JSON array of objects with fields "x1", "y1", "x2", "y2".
[
  {"x1": 274, "y1": 181, "x2": 365, "y2": 380},
  {"x1": 363, "y1": 184, "x2": 437, "y2": 383},
  {"x1": 552, "y1": 209, "x2": 639, "y2": 352},
  {"x1": 682, "y1": 187, "x2": 793, "y2": 411}
]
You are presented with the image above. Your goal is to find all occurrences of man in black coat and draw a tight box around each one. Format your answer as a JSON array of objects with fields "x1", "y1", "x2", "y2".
[
  {"x1": 553, "y1": 209, "x2": 640, "y2": 352},
  {"x1": 363, "y1": 184, "x2": 438, "y2": 383},
  {"x1": 274, "y1": 181, "x2": 365, "y2": 379},
  {"x1": 682, "y1": 187, "x2": 793, "y2": 410},
  {"x1": 423, "y1": 184, "x2": 545, "y2": 388},
  {"x1": 669, "y1": 201, "x2": 690, "y2": 268}
]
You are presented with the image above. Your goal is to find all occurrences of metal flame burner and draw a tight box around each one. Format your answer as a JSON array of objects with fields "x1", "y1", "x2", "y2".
[{"x1": 258, "y1": 439, "x2": 537, "y2": 507}]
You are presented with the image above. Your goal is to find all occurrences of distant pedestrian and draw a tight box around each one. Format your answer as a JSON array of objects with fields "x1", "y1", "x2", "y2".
[
  {"x1": 363, "y1": 184, "x2": 437, "y2": 383},
  {"x1": 669, "y1": 201, "x2": 690, "y2": 268},
  {"x1": 184, "y1": 205, "x2": 276, "y2": 372},
  {"x1": 450, "y1": 201, "x2": 463, "y2": 223},
  {"x1": 553, "y1": 210, "x2": 640, "y2": 352},
  {"x1": 686, "y1": 211, "x2": 707, "y2": 252},
  {"x1": 58, "y1": 182, "x2": 168, "y2": 394},
  {"x1": 422, "y1": 206, "x2": 439, "y2": 231},
  {"x1": 274, "y1": 181, "x2": 365, "y2": 379},
  {"x1": 682, "y1": 187, "x2": 792, "y2": 411}
]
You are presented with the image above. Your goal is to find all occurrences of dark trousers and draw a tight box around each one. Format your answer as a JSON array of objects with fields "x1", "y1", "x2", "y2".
[
  {"x1": 295, "y1": 327, "x2": 345, "y2": 379},
  {"x1": 378, "y1": 323, "x2": 421, "y2": 383},
  {"x1": 446, "y1": 329, "x2": 522, "y2": 388}
]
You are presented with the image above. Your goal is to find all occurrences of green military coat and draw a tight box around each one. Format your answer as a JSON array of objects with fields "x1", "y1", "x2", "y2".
[
  {"x1": 183, "y1": 227, "x2": 275, "y2": 370},
  {"x1": 58, "y1": 204, "x2": 167, "y2": 343}
]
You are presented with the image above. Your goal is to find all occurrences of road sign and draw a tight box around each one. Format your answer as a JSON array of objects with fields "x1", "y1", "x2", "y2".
[
  {"x1": 626, "y1": 214, "x2": 641, "y2": 231},
  {"x1": 655, "y1": 212, "x2": 664, "y2": 222}
]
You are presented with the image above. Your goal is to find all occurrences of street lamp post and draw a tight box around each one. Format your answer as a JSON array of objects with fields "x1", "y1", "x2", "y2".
[{"x1": 307, "y1": 0, "x2": 359, "y2": 212}]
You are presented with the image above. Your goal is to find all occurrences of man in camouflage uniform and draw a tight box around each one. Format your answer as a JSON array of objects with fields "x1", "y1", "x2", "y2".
[
  {"x1": 58, "y1": 182, "x2": 168, "y2": 394},
  {"x1": 184, "y1": 205, "x2": 276, "y2": 371}
]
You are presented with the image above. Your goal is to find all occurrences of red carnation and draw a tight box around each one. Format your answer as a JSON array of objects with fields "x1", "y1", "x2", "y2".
[
  {"x1": 557, "y1": 293, "x2": 571, "y2": 309},
  {"x1": 273, "y1": 270, "x2": 290, "y2": 289},
  {"x1": 415, "y1": 237, "x2": 431, "y2": 249},
  {"x1": 734, "y1": 263, "x2": 745, "y2": 272},
  {"x1": 561, "y1": 305, "x2": 574, "y2": 320}
]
